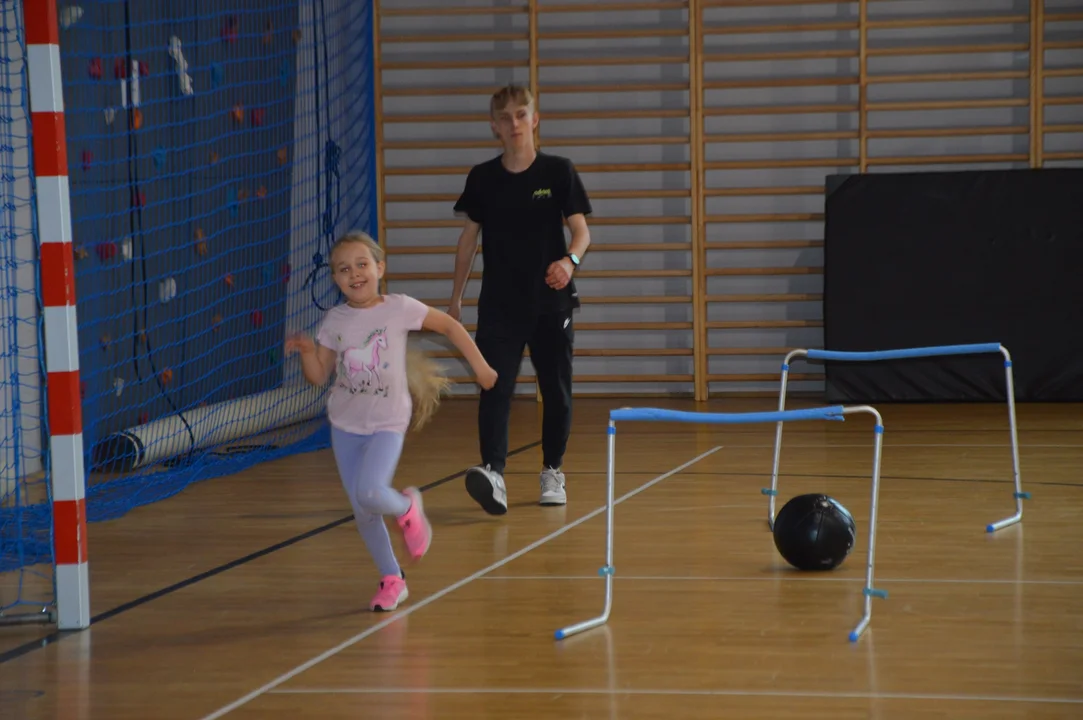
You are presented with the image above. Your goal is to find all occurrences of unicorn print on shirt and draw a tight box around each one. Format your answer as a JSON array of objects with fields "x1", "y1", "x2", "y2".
[{"x1": 338, "y1": 327, "x2": 390, "y2": 397}]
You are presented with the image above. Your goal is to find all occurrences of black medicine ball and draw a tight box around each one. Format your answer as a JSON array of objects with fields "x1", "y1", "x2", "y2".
[{"x1": 772, "y1": 493, "x2": 857, "y2": 571}]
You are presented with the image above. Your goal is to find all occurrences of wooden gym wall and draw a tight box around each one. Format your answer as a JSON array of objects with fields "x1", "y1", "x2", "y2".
[{"x1": 374, "y1": 0, "x2": 1083, "y2": 401}]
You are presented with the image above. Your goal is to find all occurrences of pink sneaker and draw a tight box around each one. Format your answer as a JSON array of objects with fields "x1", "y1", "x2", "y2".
[
  {"x1": 396, "y1": 487, "x2": 431, "y2": 562},
  {"x1": 370, "y1": 575, "x2": 408, "y2": 612}
]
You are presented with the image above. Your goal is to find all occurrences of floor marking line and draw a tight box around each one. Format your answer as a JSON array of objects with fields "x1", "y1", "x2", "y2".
[
  {"x1": 264, "y1": 686, "x2": 1083, "y2": 705},
  {"x1": 479, "y1": 575, "x2": 1083, "y2": 586},
  {"x1": 197, "y1": 445, "x2": 724, "y2": 719}
]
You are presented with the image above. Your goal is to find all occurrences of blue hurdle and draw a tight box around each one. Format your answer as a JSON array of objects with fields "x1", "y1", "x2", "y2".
[
  {"x1": 766, "y1": 342, "x2": 1026, "y2": 534},
  {"x1": 554, "y1": 404, "x2": 886, "y2": 644}
]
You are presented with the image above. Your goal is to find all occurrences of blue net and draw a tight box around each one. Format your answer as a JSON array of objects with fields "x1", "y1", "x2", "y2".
[
  {"x1": 2, "y1": 0, "x2": 375, "y2": 610},
  {"x1": 1, "y1": 1, "x2": 54, "y2": 616}
]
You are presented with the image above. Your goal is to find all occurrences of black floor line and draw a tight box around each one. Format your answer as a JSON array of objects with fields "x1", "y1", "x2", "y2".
[{"x1": 0, "y1": 439, "x2": 542, "y2": 667}]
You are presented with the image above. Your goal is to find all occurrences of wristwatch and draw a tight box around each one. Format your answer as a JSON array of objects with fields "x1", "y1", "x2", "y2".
[{"x1": 566, "y1": 253, "x2": 580, "y2": 267}]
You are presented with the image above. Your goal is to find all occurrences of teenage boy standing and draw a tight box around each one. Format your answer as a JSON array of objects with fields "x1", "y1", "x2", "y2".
[{"x1": 448, "y1": 84, "x2": 592, "y2": 515}]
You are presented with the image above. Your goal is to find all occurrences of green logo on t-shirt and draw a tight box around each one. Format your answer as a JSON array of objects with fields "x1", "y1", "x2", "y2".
[{"x1": 532, "y1": 188, "x2": 552, "y2": 199}]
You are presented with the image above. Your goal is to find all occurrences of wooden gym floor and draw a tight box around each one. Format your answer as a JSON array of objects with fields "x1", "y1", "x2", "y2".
[{"x1": 1, "y1": 397, "x2": 1082, "y2": 719}]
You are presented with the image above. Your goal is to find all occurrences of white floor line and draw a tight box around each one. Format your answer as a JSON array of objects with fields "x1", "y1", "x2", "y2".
[
  {"x1": 197, "y1": 445, "x2": 724, "y2": 719},
  {"x1": 716, "y1": 443, "x2": 1083, "y2": 449},
  {"x1": 265, "y1": 686, "x2": 1083, "y2": 705},
  {"x1": 480, "y1": 574, "x2": 1083, "y2": 586}
]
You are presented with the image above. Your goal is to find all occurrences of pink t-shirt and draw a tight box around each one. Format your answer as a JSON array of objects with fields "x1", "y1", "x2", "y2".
[{"x1": 315, "y1": 293, "x2": 430, "y2": 435}]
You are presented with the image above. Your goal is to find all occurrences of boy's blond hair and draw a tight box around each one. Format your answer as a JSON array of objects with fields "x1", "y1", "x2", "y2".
[
  {"x1": 490, "y1": 83, "x2": 534, "y2": 118},
  {"x1": 329, "y1": 231, "x2": 451, "y2": 431}
]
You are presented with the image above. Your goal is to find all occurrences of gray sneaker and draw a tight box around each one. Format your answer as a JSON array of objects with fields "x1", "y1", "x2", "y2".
[
  {"x1": 539, "y1": 467, "x2": 567, "y2": 506},
  {"x1": 465, "y1": 465, "x2": 508, "y2": 516}
]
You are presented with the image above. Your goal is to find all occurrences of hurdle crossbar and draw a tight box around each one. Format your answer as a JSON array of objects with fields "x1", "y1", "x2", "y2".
[
  {"x1": 767, "y1": 342, "x2": 1026, "y2": 534},
  {"x1": 554, "y1": 404, "x2": 886, "y2": 644}
]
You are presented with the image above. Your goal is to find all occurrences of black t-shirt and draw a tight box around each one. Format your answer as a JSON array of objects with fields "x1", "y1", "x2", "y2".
[{"x1": 454, "y1": 151, "x2": 592, "y2": 325}]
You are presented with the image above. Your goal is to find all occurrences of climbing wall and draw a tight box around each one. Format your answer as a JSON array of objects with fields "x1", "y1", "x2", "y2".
[{"x1": 60, "y1": 1, "x2": 299, "y2": 456}]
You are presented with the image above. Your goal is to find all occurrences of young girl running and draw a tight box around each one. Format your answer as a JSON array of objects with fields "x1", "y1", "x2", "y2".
[{"x1": 286, "y1": 230, "x2": 497, "y2": 611}]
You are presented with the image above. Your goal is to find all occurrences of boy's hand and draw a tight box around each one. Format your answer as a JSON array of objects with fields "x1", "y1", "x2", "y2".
[{"x1": 285, "y1": 333, "x2": 316, "y2": 356}]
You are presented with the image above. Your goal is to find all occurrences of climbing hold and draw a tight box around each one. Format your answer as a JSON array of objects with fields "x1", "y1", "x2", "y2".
[
  {"x1": 131, "y1": 188, "x2": 145, "y2": 207},
  {"x1": 138, "y1": 329, "x2": 147, "y2": 346},
  {"x1": 282, "y1": 263, "x2": 291, "y2": 284},
  {"x1": 120, "y1": 236, "x2": 133, "y2": 261},
  {"x1": 251, "y1": 310, "x2": 264, "y2": 328},
  {"x1": 195, "y1": 241, "x2": 208, "y2": 256},
  {"x1": 262, "y1": 265, "x2": 273, "y2": 283},
  {"x1": 232, "y1": 104, "x2": 244, "y2": 124},
  {"x1": 264, "y1": 20, "x2": 274, "y2": 45},
  {"x1": 224, "y1": 274, "x2": 234, "y2": 289},
  {"x1": 88, "y1": 57, "x2": 102, "y2": 80},
  {"x1": 99, "y1": 333, "x2": 111, "y2": 350},
  {"x1": 96, "y1": 242, "x2": 117, "y2": 261},
  {"x1": 159, "y1": 368, "x2": 173, "y2": 385},
  {"x1": 194, "y1": 227, "x2": 204, "y2": 241},
  {"x1": 152, "y1": 147, "x2": 167, "y2": 169},
  {"x1": 159, "y1": 277, "x2": 177, "y2": 303},
  {"x1": 113, "y1": 377, "x2": 125, "y2": 398},
  {"x1": 221, "y1": 17, "x2": 238, "y2": 44},
  {"x1": 292, "y1": 28, "x2": 302, "y2": 44},
  {"x1": 138, "y1": 411, "x2": 150, "y2": 425},
  {"x1": 256, "y1": 185, "x2": 267, "y2": 199},
  {"x1": 277, "y1": 147, "x2": 288, "y2": 165},
  {"x1": 212, "y1": 313, "x2": 223, "y2": 331},
  {"x1": 74, "y1": 246, "x2": 89, "y2": 260},
  {"x1": 104, "y1": 107, "x2": 116, "y2": 125},
  {"x1": 210, "y1": 62, "x2": 224, "y2": 88},
  {"x1": 132, "y1": 108, "x2": 144, "y2": 130},
  {"x1": 114, "y1": 57, "x2": 126, "y2": 79},
  {"x1": 279, "y1": 59, "x2": 290, "y2": 88},
  {"x1": 209, "y1": 151, "x2": 219, "y2": 164},
  {"x1": 250, "y1": 108, "x2": 265, "y2": 127},
  {"x1": 268, "y1": 348, "x2": 278, "y2": 364},
  {"x1": 81, "y1": 150, "x2": 92, "y2": 172},
  {"x1": 237, "y1": 187, "x2": 248, "y2": 202},
  {"x1": 168, "y1": 37, "x2": 193, "y2": 96},
  {"x1": 59, "y1": 6, "x2": 84, "y2": 29}
]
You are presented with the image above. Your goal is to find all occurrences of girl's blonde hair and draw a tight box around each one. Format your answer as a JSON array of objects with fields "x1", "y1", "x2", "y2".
[{"x1": 330, "y1": 231, "x2": 451, "y2": 431}]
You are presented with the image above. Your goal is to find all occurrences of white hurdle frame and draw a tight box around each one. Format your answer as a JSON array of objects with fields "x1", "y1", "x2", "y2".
[
  {"x1": 766, "y1": 342, "x2": 1026, "y2": 534},
  {"x1": 554, "y1": 405, "x2": 887, "y2": 644}
]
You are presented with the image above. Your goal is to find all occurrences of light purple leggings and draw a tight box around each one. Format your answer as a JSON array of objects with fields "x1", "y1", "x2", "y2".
[{"x1": 331, "y1": 427, "x2": 411, "y2": 579}]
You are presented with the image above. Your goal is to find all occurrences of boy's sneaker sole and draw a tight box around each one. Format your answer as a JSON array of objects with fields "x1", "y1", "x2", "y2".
[{"x1": 465, "y1": 468, "x2": 508, "y2": 516}]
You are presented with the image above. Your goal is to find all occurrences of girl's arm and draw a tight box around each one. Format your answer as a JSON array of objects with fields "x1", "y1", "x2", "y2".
[
  {"x1": 285, "y1": 334, "x2": 337, "y2": 386},
  {"x1": 421, "y1": 307, "x2": 498, "y2": 389}
]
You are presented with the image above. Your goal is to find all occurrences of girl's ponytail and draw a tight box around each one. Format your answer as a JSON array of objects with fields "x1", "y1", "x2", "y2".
[{"x1": 405, "y1": 343, "x2": 451, "y2": 431}]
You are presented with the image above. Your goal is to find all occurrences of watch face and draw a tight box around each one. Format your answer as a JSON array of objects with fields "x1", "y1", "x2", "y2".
[{"x1": 569, "y1": 253, "x2": 579, "y2": 265}]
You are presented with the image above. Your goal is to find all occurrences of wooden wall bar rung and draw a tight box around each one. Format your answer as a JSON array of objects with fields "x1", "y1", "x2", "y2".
[
  {"x1": 1046, "y1": 124, "x2": 1083, "y2": 134},
  {"x1": 1046, "y1": 11, "x2": 1083, "y2": 22},
  {"x1": 383, "y1": 109, "x2": 687, "y2": 123},
  {"x1": 381, "y1": 58, "x2": 527, "y2": 70},
  {"x1": 704, "y1": 49, "x2": 857, "y2": 62},
  {"x1": 381, "y1": 32, "x2": 527, "y2": 43},
  {"x1": 866, "y1": 153, "x2": 1030, "y2": 166},
  {"x1": 417, "y1": 295, "x2": 692, "y2": 307},
  {"x1": 866, "y1": 43, "x2": 1029, "y2": 57},
  {"x1": 707, "y1": 293, "x2": 822, "y2": 302},
  {"x1": 702, "y1": 0, "x2": 842, "y2": 7},
  {"x1": 705, "y1": 240, "x2": 823, "y2": 250},
  {"x1": 540, "y1": 1, "x2": 689, "y2": 12},
  {"x1": 866, "y1": 14, "x2": 1028, "y2": 30},
  {"x1": 703, "y1": 20, "x2": 858, "y2": 34},
  {"x1": 704, "y1": 103, "x2": 858, "y2": 116},
  {"x1": 705, "y1": 211, "x2": 826, "y2": 222},
  {"x1": 380, "y1": 5, "x2": 525, "y2": 17},
  {"x1": 707, "y1": 373, "x2": 819, "y2": 382},
  {"x1": 539, "y1": 28, "x2": 689, "y2": 40},
  {"x1": 706, "y1": 130, "x2": 858, "y2": 142},
  {"x1": 539, "y1": 55, "x2": 689, "y2": 67},
  {"x1": 707, "y1": 320, "x2": 823, "y2": 329},
  {"x1": 866, "y1": 126, "x2": 1028, "y2": 139},
  {"x1": 544, "y1": 82, "x2": 690, "y2": 93},
  {"x1": 707, "y1": 347, "x2": 804, "y2": 356},
  {"x1": 865, "y1": 98, "x2": 1029, "y2": 111},
  {"x1": 1045, "y1": 40, "x2": 1083, "y2": 50},
  {"x1": 1044, "y1": 68, "x2": 1083, "y2": 78},
  {"x1": 706, "y1": 152, "x2": 859, "y2": 165},
  {"x1": 1044, "y1": 96, "x2": 1083, "y2": 106},
  {"x1": 384, "y1": 190, "x2": 693, "y2": 203},
  {"x1": 387, "y1": 270, "x2": 692, "y2": 281},
  {"x1": 385, "y1": 216, "x2": 689, "y2": 229},
  {"x1": 704, "y1": 76, "x2": 856, "y2": 89},
  {"x1": 703, "y1": 186, "x2": 821, "y2": 197},
  {"x1": 425, "y1": 348, "x2": 694, "y2": 359},
  {"x1": 866, "y1": 70, "x2": 1030, "y2": 84},
  {"x1": 1043, "y1": 152, "x2": 1083, "y2": 161},
  {"x1": 543, "y1": 136, "x2": 690, "y2": 147},
  {"x1": 706, "y1": 267, "x2": 822, "y2": 276}
]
